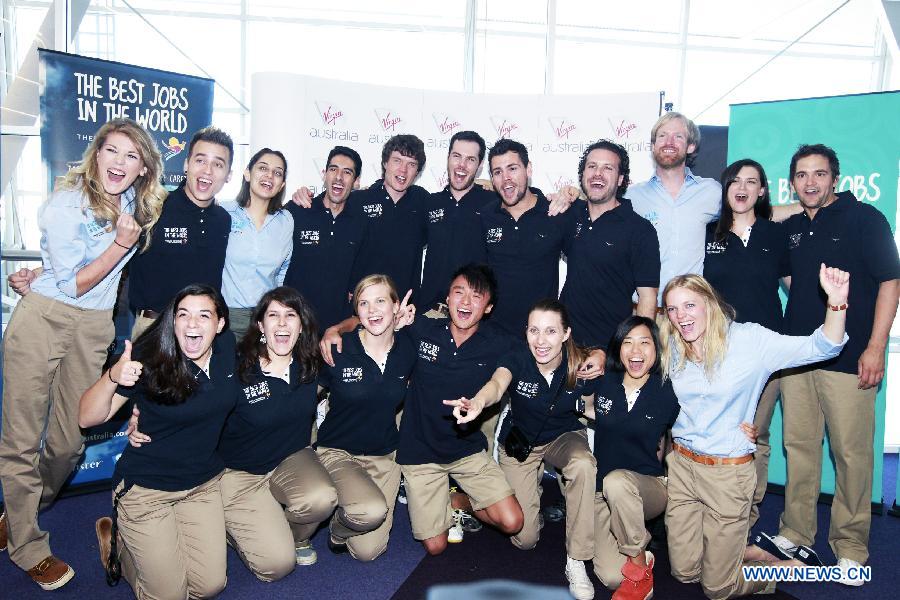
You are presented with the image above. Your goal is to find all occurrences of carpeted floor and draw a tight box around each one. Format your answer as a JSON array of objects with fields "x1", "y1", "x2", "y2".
[{"x1": 2, "y1": 459, "x2": 898, "y2": 599}]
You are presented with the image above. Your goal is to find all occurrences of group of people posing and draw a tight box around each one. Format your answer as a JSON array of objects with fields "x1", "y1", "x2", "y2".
[{"x1": 0, "y1": 109, "x2": 897, "y2": 600}]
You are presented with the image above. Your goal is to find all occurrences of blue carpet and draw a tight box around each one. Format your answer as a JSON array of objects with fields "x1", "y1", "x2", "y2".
[
  {"x1": 883, "y1": 452, "x2": 897, "y2": 510},
  {"x1": 2, "y1": 458, "x2": 899, "y2": 599},
  {"x1": 0, "y1": 490, "x2": 425, "y2": 599}
]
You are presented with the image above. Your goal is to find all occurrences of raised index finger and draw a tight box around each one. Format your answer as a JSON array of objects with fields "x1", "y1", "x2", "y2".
[{"x1": 399, "y1": 289, "x2": 413, "y2": 309}]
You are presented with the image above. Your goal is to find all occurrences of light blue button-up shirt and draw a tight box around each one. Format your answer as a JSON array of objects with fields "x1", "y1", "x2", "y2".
[
  {"x1": 220, "y1": 201, "x2": 293, "y2": 309},
  {"x1": 629, "y1": 168, "x2": 721, "y2": 303},
  {"x1": 669, "y1": 322, "x2": 847, "y2": 458},
  {"x1": 31, "y1": 187, "x2": 137, "y2": 310}
]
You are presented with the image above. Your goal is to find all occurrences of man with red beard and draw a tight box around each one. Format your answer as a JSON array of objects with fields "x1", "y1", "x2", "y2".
[
  {"x1": 630, "y1": 112, "x2": 800, "y2": 303},
  {"x1": 628, "y1": 112, "x2": 720, "y2": 303}
]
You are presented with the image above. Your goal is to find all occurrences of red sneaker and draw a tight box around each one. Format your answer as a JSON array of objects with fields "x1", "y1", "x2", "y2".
[
  {"x1": 0, "y1": 512, "x2": 7, "y2": 552},
  {"x1": 612, "y1": 551, "x2": 654, "y2": 600}
]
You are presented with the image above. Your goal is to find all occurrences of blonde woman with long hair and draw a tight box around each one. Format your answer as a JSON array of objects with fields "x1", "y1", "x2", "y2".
[
  {"x1": 0, "y1": 118, "x2": 165, "y2": 590},
  {"x1": 660, "y1": 267, "x2": 849, "y2": 599}
]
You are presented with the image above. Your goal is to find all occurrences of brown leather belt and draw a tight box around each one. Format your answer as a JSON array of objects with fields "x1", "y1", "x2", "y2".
[
  {"x1": 673, "y1": 442, "x2": 754, "y2": 466},
  {"x1": 138, "y1": 309, "x2": 160, "y2": 320}
]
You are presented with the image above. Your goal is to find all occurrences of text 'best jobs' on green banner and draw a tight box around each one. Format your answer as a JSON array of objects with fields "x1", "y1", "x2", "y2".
[{"x1": 728, "y1": 91, "x2": 899, "y2": 505}]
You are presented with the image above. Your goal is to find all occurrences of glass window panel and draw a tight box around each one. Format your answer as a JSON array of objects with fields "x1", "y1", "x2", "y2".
[
  {"x1": 554, "y1": 40, "x2": 679, "y2": 96},
  {"x1": 247, "y1": 0, "x2": 464, "y2": 24},
  {"x1": 681, "y1": 50, "x2": 878, "y2": 124},
  {"x1": 8, "y1": 3, "x2": 51, "y2": 73},
  {"x1": 111, "y1": 0, "x2": 242, "y2": 17},
  {"x1": 245, "y1": 22, "x2": 465, "y2": 92},
  {"x1": 556, "y1": 0, "x2": 683, "y2": 35},
  {"x1": 479, "y1": 0, "x2": 548, "y2": 28},
  {"x1": 3, "y1": 135, "x2": 45, "y2": 251},
  {"x1": 473, "y1": 32, "x2": 545, "y2": 93},
  {"x1": 688, "y1": 0, "x2": 878, "y2": 54},
  {"x1": 81, "y1": 11, "x2": 244, "y2": 111}
]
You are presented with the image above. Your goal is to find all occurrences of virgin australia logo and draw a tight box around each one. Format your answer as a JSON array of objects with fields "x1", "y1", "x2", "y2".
[
  {"x1": 490, "y1": 116, "x2": 519, "y2": 139},
  {"x1": 609, "y1": 117, "x2": 637, "y2": 138},
  {"x1": 376, "y1": 109, "x2": 402, "y2": 132},
  {"x1": 433, "y1": 113, "x2": 461, "y2": 135},
  {"x1": 315, "y1": 101, "x2": 344, "y2": 126},
  {"x1": 548, "y1": 118, "x2": 576, "y2": 139}
]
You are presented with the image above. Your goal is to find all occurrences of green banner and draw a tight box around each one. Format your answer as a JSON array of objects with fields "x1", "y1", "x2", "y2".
[{"x1": 729, "y1": 91, "x2": 899, "y2": 504}]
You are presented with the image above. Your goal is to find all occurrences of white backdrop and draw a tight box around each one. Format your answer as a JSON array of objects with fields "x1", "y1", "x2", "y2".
[{"x1": 250, "y1": 73, "x2": 661, "y2": 196}]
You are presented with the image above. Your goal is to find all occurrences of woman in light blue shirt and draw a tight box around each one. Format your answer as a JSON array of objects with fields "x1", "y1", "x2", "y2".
[
  {"x1": 221, "y1": 148, "x2": 294, "y2": 337},
  {"x1": 659, "y1": 266, "x2": 849, "y2": 599},
  {"x1": 0, "y1": 118, "x2": 165, "y2": 590}
]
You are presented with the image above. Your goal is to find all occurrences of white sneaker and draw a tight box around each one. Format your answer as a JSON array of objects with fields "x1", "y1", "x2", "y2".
[
  {"x1": 448, "y1": 509, "x2": 464, "y2": 543},
  {"x1": 565, "y1": 555, "x2": 594, "y2": 600},
  {"x1": 770, "y1": 534, "x2": 798, "y2": 554},
  {"x1": 836, "y1": 557, "x2": 866, "y2": 587}
]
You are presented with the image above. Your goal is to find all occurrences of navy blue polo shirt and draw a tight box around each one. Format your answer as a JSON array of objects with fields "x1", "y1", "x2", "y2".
[
  {"x1": 128, "y1": 185, "x2": 230, "y2": 313},
  {"x1": 497, "y1": 345, "x2": 593, "y2": 447},
  {"x1": 317, "y1": 329, "x2": 416, "y2": 455},
  {"x1": 783, "y1": 191, "x2": 900, "y2": 373},
  {"x1": 592, "y1": 371, "x2": 679, "y2": 491},
  {"x1": 217, "y1": 360, "x2": 319, "y2": 475},
  {"x1": 284, "y1": 194, "x2": 368, "y2": 329},
  {"x1": 396, "y1": 317, "x2": 516, "y2": 465},
  {"x1": 350, "y1": 181, "x2": 428, "y2": 303},
  {"x1": 113, "y1": 331, "x2": 238, "y2": 492},
  {"x1": 704, "y1": 219, "x2": 789, "y2": 333},
  {"x1": 419, "y1": 185, "x2": 494, "y2": 310},
  {"x1": 480, "y1": 190, "x2": 577, "y2": 336},
  {"x1": 560, "y1": 199, "x2": 660, "y2": 349}
]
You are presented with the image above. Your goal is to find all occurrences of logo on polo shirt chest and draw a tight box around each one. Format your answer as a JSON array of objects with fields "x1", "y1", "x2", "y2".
[
  {"x1": 86, "y1": 220, "x2": 109, "y2": 239},
  {"x1": 486, "y1": 227, "x2": 503, "y2": 244},
  {"x1": 298, "y1": 230, "x2": 320, "y2": 245},
  {"x1": 230, "y1": 214, "x2": 250, "y2": 234},
  {"x1": 643, "y1": 211, "x2": 659, "y2": 227},
  {"x1": 575, "y1": 222, "x2": 584, "y2": 238},
  {"x1": 342, "y1": 367, "x2": 363, "y2": 383},
  {"x1": 363, "y1": 203, "x2": 383, "y2": 218},
  {"x1": 418, "y1": 341, "x2": 440, "y2": 362},
  {"x1": 163, "y1": 226, "x2": 188, "y2": 244},
  {"x1": 789, "y1": 233, "x2": 803, "y2": 249},
  {"x1": 428, "y1": 208, "x2": 445, "y2": 223},
  {"x1": 706, "y1": 240, "x2": 726, "y2": 255},
  {"x1": 516, "y1": 381, "x2": 540, "y2": 398},
  {"x1": 596, "y1": 395, "x2": 612, "y2": 416},
  {"x1": 244, "y1": 381, "x2": 271, "y2": 404}
]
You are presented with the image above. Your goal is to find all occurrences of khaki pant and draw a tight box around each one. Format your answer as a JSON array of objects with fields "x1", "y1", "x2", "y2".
[
  {"x1": 665, "y1": 451, "x2": 768, "y2": 599},
  {"x1": 131, "y1": 313, "x2": 156, "y2": 340},
  {"x1": 219, "y1": 469, "x2": 295, "y2": 582},
  {"x1": 592, "y1": 470, "x2": 667, "y2": 590},
  {"x1": 115, "y1": 475, "x2": 227, "y2": 600},
  {"x1": 317, "y1": 447, "x2": 402, "y2": 561},
  {"x1": 778, "y1": 368, "x2": 875, "y2": 563},
  {"x1": 268, "y1": 447, "x2": 338, "y2": 544},
  {"x1": 499, "y1": 429, "x2": 596, "y2": 560},
  {"x1": 402, "y1": 451, "x2": 514, "y2": 540},
  {"x1": 749, "y1": 374, "x2": 781, "y2": 528},
  {"x1": 0, "y1": 293, "x2": 114, "y2": 570},
  {"x1": 227, "y1": 307, "x2": 253, "y2": 341}
]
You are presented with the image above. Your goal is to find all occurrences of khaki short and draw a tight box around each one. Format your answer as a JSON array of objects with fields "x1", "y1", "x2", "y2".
[{"x1": 400, "y1": 451, "x2": 514, "y2": 540}]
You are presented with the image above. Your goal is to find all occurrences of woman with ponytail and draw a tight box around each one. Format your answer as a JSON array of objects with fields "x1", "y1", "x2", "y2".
[{"x1": 445, "y1": 299, "x2": 597, "y2": 600}]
